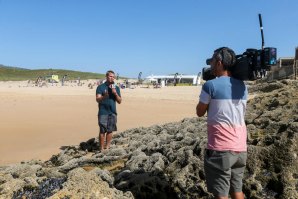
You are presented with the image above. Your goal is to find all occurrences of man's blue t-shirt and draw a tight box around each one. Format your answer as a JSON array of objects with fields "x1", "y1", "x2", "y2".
[{"x1": 96, "y1": 82, "x2": 121, "y2": 116}]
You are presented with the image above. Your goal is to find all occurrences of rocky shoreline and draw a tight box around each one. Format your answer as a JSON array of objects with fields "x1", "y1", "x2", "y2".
[{"x1": 1, "y1": 79, "x2": 297, "y2": 199}]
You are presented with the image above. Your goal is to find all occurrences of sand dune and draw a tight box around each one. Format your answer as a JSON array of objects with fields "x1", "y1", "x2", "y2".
[{"x1": 0, "y1": 81, "x2": 200, "y2": 165}]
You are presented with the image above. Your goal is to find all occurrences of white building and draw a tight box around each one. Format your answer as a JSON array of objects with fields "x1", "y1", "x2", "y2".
[{"x1": 144, "y1": 74, "x2": 201, "y2": 87}]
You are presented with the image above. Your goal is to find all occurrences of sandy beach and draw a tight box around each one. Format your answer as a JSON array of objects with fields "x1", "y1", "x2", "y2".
[{"x1": 0, "y1": 81, "x2": 200, "y2": 165}]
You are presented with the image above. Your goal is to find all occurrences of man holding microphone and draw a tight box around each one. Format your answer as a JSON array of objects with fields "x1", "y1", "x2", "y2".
[{"x1": 96, "y1": 70, "x2": 122, "y2": 151}]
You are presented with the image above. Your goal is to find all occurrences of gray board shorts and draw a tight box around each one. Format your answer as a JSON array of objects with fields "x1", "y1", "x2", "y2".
[
  {"x1": 98, "y1": 114, "x2": 117, "y2": 133},
  {"x1": 204, "y1": 149, "x2": 247, "y2": 197}
]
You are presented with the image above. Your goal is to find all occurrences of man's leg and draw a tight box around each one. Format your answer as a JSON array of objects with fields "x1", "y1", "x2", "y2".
[
  {"x1": 213, "y1": 193, "x2": 244, "y2": 199},
  {"x1": 100, "y1": 133, "x2": 106, "y2": 151},
  {"x1": 98, "y1": 114, "x2": 109, "y2": 151},
  {"x1": 106, "y1": 132, "x2": 113, "y2": 149},
  {"x1": 214, "y1": 196, "x2": 228, "y2": 199},
  {"x1": 230, "y1": 192, "x2": 244, "y2": 199}
]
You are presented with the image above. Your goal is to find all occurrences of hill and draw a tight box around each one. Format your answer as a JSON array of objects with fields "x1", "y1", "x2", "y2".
[{"x1": 0, "y1": 64, "x2": 105, "y2": 81}]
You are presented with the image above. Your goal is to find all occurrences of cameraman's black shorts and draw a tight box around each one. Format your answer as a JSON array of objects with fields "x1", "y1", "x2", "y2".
[{"x1": 98, "y1": 114, "x2": 117, "y2": 133}]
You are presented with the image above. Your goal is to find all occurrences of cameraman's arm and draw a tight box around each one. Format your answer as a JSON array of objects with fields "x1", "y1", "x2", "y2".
[
  {"x1": 196, "y1": 102, "x2": 208, "y2": 117},
  {"x1": 197, "y1": 82, "x2": 210, "y2": 117}
]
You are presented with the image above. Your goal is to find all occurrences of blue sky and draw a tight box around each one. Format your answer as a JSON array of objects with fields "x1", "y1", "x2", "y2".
[{"x1": 0, "y1": 0, "x2": 297, "y2": 78}]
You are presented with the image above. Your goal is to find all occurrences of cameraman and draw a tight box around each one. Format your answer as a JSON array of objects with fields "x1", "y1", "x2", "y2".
[{"x1": 196, "y1": 47, "x2": 247, "y2": 199}]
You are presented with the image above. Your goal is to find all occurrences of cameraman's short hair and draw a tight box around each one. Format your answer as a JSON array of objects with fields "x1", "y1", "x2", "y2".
[
  {"x1": 106, "y1": 70, "x2": 115, "y2": 77},
  {"x1": 213, "y1": 47, "x2": 236, "y2": 71}
]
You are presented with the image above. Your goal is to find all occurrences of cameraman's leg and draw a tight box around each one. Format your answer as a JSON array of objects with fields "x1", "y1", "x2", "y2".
[
  {"x1": 204, "y1": 150, "x2": 231, "y2": 198},
  {"x1": 230, "y1": 192, "x2": 244, "y2": 199},
  {"x1": 230, "y1": 152, "x2": 247, "y2": 199}
]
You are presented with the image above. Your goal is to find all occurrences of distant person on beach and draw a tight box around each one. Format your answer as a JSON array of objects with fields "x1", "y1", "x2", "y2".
[
  {"x1": 196, "y1": 47, "x2": 248, "y2": 199},
  {"x1": 77, "y1": 77, "x2": 81, "y2": 86},
  {"x1": 96, "y1": 70, "x2": 122, "y2": 151}
]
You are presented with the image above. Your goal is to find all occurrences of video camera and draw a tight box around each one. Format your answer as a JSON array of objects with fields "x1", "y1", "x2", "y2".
[
  {"x1": 202, "y1": 14, "x2": 277, "y2": 81},
  {"x1": 203, "y1": 47, "x2": 277, "y2": 81}
]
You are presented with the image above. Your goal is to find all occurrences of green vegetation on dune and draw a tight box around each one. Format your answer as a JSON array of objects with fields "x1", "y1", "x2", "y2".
[{"x1": 0, "y1": 65, "x2": 106, "y2": 81}]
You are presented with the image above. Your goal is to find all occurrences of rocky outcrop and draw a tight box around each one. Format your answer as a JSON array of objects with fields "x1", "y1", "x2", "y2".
[
  {"x1": 244, "y1": 79, "x2": 298, "y2": 198},
  {"x1": 0, "y1": 80, "x2": 297, "y2": 199}
]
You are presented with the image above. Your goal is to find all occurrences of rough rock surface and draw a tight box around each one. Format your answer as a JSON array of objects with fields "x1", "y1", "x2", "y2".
[
  {"x1": 244, "y1": 79, "x2": 298, "y2": 198},
  {"x1": 0, "y1": 79, "x2": 297, "y2": 199}
]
